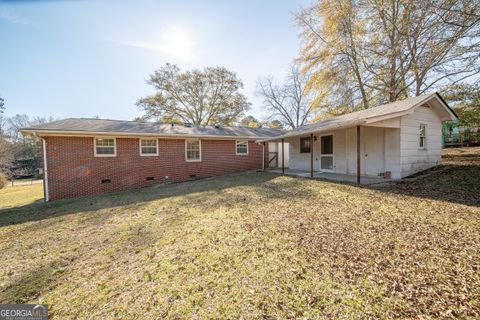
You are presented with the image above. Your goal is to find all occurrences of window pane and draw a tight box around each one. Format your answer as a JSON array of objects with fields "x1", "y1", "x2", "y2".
[
  {"x1": 300, "y1": 137, "x2": 310, "y2": 153},
  {"x1": 187, "y1": 150, "x2": 200, "y2": 159},
  {"x1": 236, "y1": 141, "x2": 248, "y2": 154},
  {"x1": 321, "y1": 135, "x2": 333, "y2": 154},
  {"x1": 141, "y1": 139, "x2": 157, "y2": 155},
  {"x1": 142, "y1": 147, "x2": 157, "y2": 154},
  {"x1": 95, "y1": 139, "x2": 115, "y2": 155},
  {"x1": 420, "y1": 125, "x2": 426, "y2": 136},
  {"x1": 96, "y1": 146, "x2": 115, "y2": 154},
  {"x1": 186, "y1": 140, "x2": 200, "y2": 160},
  {"x1": 141, "y1": 139, "x2": 157, "y2": 147},
  {"x1": 419, "y1": 125, "x2": 426, "y2": 148},
  {"x1": 321, "y1": 156, "x2": 334, "y2": 170},
  {"x1": 96, "y1": 139, "x2": 114, "y2": 147}
]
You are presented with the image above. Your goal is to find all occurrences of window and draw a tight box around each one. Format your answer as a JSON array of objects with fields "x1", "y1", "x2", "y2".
[
  {"x1": 320, "y1": 135, "x2": 334, "y2": 171},
  {"x1": 300, "y1": 137, "x2": 311, "y2": 153},
  {"x1": 321, "y1": 135, "x2": 333, "y2": 154},
  {"x1": 419, "y1": 124, "x2": 426, "y2": 149},
  {"x1": 140, "y1": 139, "x2": 158, "y2": 156},
  {"x1": 236, "y1": 140, "x2": 248, "y2": 155},
  {"x1": 94, "y1": 138, "x2": 116, "y2": 157},
  {"x1": 185, "y1": 139, "x2": 201, "y2": 161}
]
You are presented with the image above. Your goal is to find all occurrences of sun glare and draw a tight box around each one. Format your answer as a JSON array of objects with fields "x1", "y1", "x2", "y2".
[{"x1": 161, "y1": 26, "x2": 195, "y2": 61}]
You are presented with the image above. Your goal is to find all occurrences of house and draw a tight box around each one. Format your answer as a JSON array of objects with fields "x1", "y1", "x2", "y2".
[
  {"x1": 20, "y1": 119, "x2": 283, "y2": 201},
  {"x1": 260, "y1": 93, "x2": 458, "y2": 182},
  {"x1": 21, "y1": 92, "x2": 457, "y2": 201}
]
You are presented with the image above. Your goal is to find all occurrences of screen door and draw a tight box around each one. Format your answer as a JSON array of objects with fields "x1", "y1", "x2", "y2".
[{"x1": 320, "y1": 135, "x2": 334, "y2": 172}]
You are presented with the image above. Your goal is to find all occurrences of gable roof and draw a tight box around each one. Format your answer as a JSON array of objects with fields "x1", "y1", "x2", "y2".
[
  {"x1": 259, "y1": 92, "x2": 457, "y2": 142},
  {"x1": 20, "y1": 118, "x2": 285, "y2": 139}
]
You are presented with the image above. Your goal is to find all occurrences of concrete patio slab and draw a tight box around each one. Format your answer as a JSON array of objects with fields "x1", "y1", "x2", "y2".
[{"x1": 268, "y1": 168, "x2": 393, "y2": 185}]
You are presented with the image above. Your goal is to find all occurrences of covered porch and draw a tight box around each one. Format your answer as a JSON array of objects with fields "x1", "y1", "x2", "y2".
[{"x1": 261, "y1": 121, "x2": 401, "y2": 185}]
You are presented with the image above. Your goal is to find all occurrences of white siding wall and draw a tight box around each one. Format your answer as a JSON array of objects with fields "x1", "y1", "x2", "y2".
[
  {"x1": 287, "y1": 131, "x2": 347, "y2": 172},
  {"x1": 345, "y1": 126, "x2": 399, "y2": 177},
  {"x1": 286, "y1": 136, "x2": 320, "y2": 171},
  {"x1": 268, "y1": 142, "x2": 289, "y2": 168},
  {"x1": 385, "y1": 128, "x2": 401, "y2": 179},
  {"x1": 332, "y1": 130, "x2": 347, "y2": 174},
  {"x1": 346, "y1": 127, "x2": 357, "y2": 175},
  {"x1": 285, "y1": 105, "x2": 443, "y2": 179},
  {"x1": 288, "y1": 127, "x2": 401, "y2": 177},
  {"x1": 399, "y1": 105, "x2": 442, "y2": 177},
  {"x1": 277, "y1": 142, "x2": 289, "y2": 168}
]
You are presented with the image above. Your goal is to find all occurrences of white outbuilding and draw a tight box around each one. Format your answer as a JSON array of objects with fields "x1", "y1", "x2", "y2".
[{"x1": 261, "y1": 93, "x2": 458, "y2": 183}]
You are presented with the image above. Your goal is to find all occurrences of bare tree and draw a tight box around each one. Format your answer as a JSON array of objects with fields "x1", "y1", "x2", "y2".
[
  {"x1": 256, "y1": 65, "x2": 317, "y2": 129},
  {"x1": 297, "y1": 0, "x2": 371, "y2": 109},
  {"x1": 7, "y1": 114, "x2": 30, "y2": 142},
  {"x1": 0, "y1": 137, "x2": 13, "y2": 177},
  {"x1": 297, "y1": 0, "x2": 480, "y2": 110},
  {"x1": 137, "y1": 63, "x2": 250, "y2": 126},
  {"x1": 239, "y1": 115, "x2": 262, "y2": 128},
  {"x1": 2, "y1": 115, "x2": 55, "y2": 178},
  {"x1": 0, "y1": 96, "x2": 4, "y2": 114}
]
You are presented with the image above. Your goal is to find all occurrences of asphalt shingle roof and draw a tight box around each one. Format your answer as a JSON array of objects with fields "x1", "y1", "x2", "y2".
[
  {"x1": 271, "y1": 92, "x2": 456, "y2": 140},
  {"x1": 21, "y1": 118, "x2": 285, "y2": 139},
  {"x1": 288, "y1": 94, "x2": 435, "y2": 136}
]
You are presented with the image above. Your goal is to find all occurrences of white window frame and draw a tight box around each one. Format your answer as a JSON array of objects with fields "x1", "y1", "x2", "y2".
[
  {"x1": 320, "y1": 134, "x2": 334, "y2": 172},
  {"x1": 235, "y1": 140, "x2": 249, "y2": 155},
  {"x1": 419, "y1": 124, "x2": 427, "y2": 150},
  {"x1": 185, "y1": 139, "x2": 202, "y2": 162},
  {"x1": 94, "y1": 137, "x2": 117, "y2": 157},
  {"x1": 139, "y1": 138, "x2": 159, "y2": 156}
]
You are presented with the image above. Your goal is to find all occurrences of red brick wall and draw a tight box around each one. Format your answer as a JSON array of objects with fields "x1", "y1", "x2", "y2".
[{"x1": 43, "y1": 137, "x2": 267, "y2": 200}]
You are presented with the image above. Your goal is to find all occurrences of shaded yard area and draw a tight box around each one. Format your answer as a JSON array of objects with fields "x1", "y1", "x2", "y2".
[{"x1": 0, "y1": 148, "x2": 479, "y2": 319}]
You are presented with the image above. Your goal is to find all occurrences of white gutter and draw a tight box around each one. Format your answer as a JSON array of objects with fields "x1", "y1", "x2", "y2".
[{"x1": 42, "y1": 138, "x2": 50, "y2": 202}]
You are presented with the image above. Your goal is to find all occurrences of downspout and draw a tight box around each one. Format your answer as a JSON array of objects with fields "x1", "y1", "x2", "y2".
[
  {"x1": 42, "y1": 137, "x2": 50, "y2": 202},
  {"x1": 262, "y1": 142, "x2": 265, "y2": 171},
  {"x1": 310, "y1": 133, "x2": 314, "y2": 178},
  {"x1": 357, "y1": 126, "x2": 361, "y2": 185}
]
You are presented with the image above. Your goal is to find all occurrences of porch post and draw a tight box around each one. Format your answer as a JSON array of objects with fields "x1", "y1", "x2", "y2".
[
  {"x1": 310, "y1": 133, "x2": 314, "y2": 178},
  {"x1": 262, "y1": 142, "x2": 265, "y2": 171},
  {"x1": 357, "y1": 125, "x2": 361, "y2": 185},
  {"x1": 281, "y1": 138, "x2": 285, "y2": 174}
]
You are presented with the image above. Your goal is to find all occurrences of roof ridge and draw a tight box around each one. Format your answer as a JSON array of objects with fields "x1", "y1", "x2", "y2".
[{"x1": 72, "y1": 117, "x2": 284, "y2": 131}]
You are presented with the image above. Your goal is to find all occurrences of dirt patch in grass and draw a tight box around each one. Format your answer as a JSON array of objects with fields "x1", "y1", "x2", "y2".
[{"x1": 0, "y1": 150, "x2": 479, "y2": 318}]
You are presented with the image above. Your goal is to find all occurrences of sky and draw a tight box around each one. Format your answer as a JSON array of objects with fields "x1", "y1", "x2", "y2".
[{"x1": 0, "y1": 0, "x2": 311, "y2": 122}]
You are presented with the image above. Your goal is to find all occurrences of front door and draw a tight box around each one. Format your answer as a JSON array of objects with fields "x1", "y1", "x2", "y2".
[
  {"x1": 320, "y1": 135, "x2": 334, "y2": 172},
  {"x1": 363, "y1": 127, "x2": 385, "y2": 176}
]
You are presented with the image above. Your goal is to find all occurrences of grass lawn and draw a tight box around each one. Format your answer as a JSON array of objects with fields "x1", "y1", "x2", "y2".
[
  {"x1": 0, "y1": 183, "x2": 44, "y2": 209},
  {"x1": 0, "y1": 148, "x2": 479, "y2": 319}
]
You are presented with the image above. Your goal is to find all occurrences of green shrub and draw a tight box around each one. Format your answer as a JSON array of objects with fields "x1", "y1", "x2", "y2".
[{"x1": 0, "y1": 173, "x2": 8, "y2": 189}]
